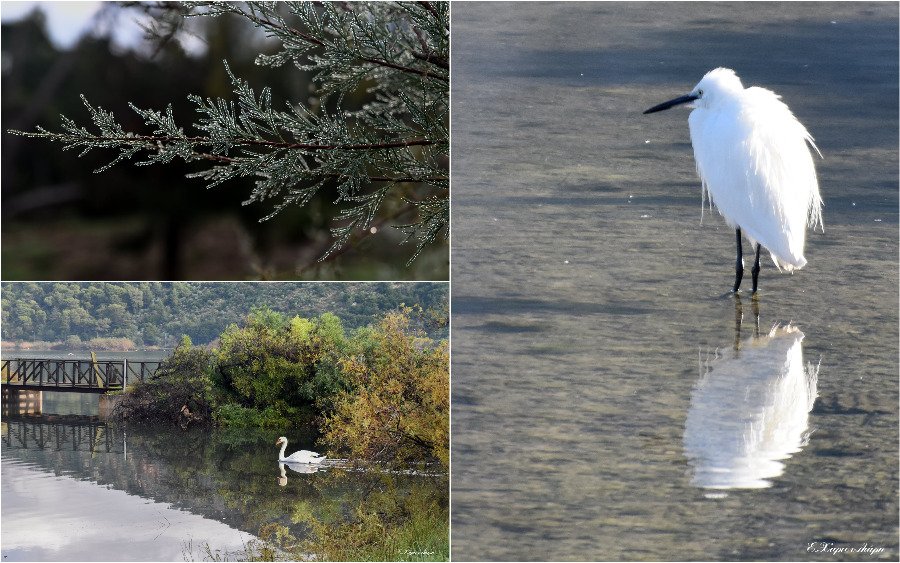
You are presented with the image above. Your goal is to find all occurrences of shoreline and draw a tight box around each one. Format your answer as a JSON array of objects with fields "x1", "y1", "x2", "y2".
[{"x1": 1, "y1": 339, "x2": 170, "y2": 352}]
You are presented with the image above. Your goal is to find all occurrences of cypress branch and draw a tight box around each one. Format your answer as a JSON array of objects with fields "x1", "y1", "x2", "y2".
[{"x1": 7, "y1": 0, "x2": 449, "y2": 264}]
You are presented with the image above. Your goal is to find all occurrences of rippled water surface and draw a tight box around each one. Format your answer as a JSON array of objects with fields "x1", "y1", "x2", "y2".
[{"x1": 450, "y1": 3, "x2": 898, "y2": 561}]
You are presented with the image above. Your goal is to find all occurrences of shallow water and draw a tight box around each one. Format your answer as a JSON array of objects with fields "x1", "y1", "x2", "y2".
[{"x1": 450, "y1": 2, "x2": 898, "y2": 561}]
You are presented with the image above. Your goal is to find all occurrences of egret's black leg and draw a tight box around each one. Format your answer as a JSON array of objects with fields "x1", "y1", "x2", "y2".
[
  {"x1": 751, "y1": 243, "x2": 762, "y2": 293},
  {"x1": 732, "y1": 228, "x2": 744, "y2": 293},
  {"x1": 750, "y1": 292, "x2": 760, "y2": 337}
]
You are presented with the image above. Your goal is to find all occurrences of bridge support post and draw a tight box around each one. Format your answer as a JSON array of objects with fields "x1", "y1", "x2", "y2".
[{"x1": 1, "y1": 387, "x2": 42, "y2": 416}]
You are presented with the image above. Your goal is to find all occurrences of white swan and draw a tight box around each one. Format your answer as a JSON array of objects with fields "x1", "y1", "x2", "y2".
[{"x1": 275, "y1": 436, "x2": 325, "y2": 464}]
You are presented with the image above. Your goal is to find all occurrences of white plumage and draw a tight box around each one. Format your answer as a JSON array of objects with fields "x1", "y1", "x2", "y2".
[
  {"x1": 683, "y1": 324, "x2": 819, "y2": 490},
  {"x1": 275, "y1": 436, "x2": 326, "y2": 464},
  {"x1": 645, "y1": 68, "x2": 823, "y2": 291}
]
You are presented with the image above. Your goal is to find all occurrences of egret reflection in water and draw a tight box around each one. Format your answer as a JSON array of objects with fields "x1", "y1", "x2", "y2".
[{"x1": 683, "y1": 298, "x2": 819, "y2": 492}]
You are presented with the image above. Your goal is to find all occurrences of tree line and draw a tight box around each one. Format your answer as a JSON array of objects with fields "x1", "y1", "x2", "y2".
[{"x1": 1, "y1": 282, "x2": 447, "y2": 346}]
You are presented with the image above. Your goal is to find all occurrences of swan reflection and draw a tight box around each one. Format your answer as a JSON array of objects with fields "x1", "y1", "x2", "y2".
[
  {"x1": 683, "y1": 299, "x2": 818, "y2": 492},
  {"x1": 278, "y1": 461, "x2": 321, "y2": 486}
]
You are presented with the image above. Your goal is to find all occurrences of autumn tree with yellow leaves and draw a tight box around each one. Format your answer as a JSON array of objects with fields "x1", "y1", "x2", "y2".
[{"x1": 323, "y1": 307, "x2": 448, "y2": 469}]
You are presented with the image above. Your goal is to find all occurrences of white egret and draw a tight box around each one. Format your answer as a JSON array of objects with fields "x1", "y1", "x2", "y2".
[
  {"x1": 644, "y1": 68, "x2": 823, "y2": 293},
  {"x1": 275, "y1": 436, "x2": 326, "y2": 464}
]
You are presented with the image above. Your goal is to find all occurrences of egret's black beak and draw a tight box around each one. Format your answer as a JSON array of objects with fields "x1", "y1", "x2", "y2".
[{"x1": 643, "y1": 94, "x2": 699, "y2": 114}]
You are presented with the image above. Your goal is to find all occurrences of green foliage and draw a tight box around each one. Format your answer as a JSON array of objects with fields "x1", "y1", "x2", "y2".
[
  {"x1": 14, "y1": 300, "x2": 450, "y2": 560},
  {"x1": 248, "y1": 305, "x2": 288, "y2": 331},
  {"x1": 212, "y1": 403, "x2": 291, "y2": 429},
  {"x1": 115, "y1": 336, "x2": 216, "y2": 424},
  {"x1": 323, "y1": 308, "x2": 449, "y2": 469},
  {"x1": 108, "y1": 302, "x2": 448, "y2": 478},
  {"x1": 249, "y1": 471, "x2": 448, "y2": 562},
  {"x1": 64, "y1": 334, "x2": 82, "y2": 348},
  {"x1": 214, "y1": 308, "x2": 351, "y2": 418},
  {"x1": 0, "y1": 281, "x2": 448, "y2": 345},
  {"x1": 294, "y1": 476, "x2": 449, "y2": 562},
  {"x1": 8, "y1": 1, "x2": 449, "y2": 263}
]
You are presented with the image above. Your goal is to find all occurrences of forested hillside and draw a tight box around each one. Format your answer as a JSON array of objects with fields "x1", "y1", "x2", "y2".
[{"x1": 1, "y1": 282, "x2": 447, "y2": 345}]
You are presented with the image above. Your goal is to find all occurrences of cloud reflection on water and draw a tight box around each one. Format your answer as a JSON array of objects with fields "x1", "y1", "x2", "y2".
[{"x1": 0, "y1": 459, "x2": 256, "y2": 561}]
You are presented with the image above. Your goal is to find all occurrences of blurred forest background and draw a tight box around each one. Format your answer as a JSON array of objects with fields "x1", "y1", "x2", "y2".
[
  {"x1": 1, "y1": 281, "x2": 448, "y2": 346},
  {"x1": 2, "y1": 3, "x2": 448, "y2": 280}
]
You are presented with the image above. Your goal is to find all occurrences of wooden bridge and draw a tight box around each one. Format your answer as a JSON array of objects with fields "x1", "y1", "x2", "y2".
[{"x1": 1, "y1": 357, "x2": 162, "y2": 394}]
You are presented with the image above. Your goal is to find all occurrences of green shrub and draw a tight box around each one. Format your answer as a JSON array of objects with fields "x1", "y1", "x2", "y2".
[
  {"x1": 114, "y1": 336, "x2": 214, "y2": 424},
  {"x1": 213, "y1": 404, "x2": 293, "y2": 429},
  {"x1": 214, "y1": 308, "x2": 351, "y2": 417}
]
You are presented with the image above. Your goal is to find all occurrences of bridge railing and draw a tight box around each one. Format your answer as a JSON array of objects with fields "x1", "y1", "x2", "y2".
[
  {"x1": 125, "y1": 360, "x2": 162, "y2": 383},
  {"x1": 1, "y1": 358, "x2": 162, "y2": 392}
]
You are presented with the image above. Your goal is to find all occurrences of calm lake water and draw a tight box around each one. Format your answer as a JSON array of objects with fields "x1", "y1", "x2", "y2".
[
  {"x1": 451, "y1": 2, "x2": 898, "y2": 561},
  {"x1": 1, "y1": 355, "x2": 448, "y2": 561},
  {"x1": 2, "y1": 417, "x2": 255, "y2": 561}
]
